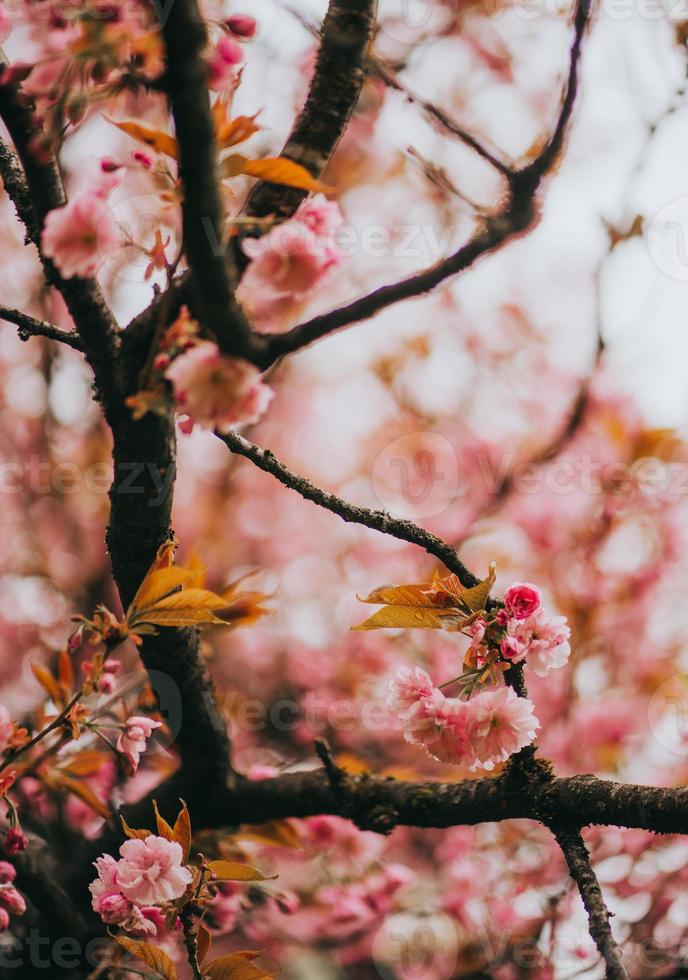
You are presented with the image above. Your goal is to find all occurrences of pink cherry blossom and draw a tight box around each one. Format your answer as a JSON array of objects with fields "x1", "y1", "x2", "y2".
[
  {"x1": 207, "y1": 36, "x2": 244, "y2": 90},
  {"x1": 0, "y1": 882, "x2": 25, "y2": 916},
  {"x1": 0, "y1": 863, "x2": 15, "y2": 885},
  {"x1": 387, "y1": 666, "x2": 434, "y2": 717},
  {"x1": 165, "y1": 342, "x2": 274, "y2": 432},
  {"x1": 116, "y1": 836, "x2": 192, "y2": 906},
  {"x1": 90, "y1": 854, "x2": 133, "y2": 925},
  {"x1": 226, "y1": 14, "x2": 258, "y2": 39},
  {"x1": 0, "y1": 909, "x2": 8, "y2": 932},
  {"x1": 238, "y1": 196, "x2": 344, "y2": 329},
  {"x1": 465, "y1": 687, "x2": 540, "y2": 771},
  {"x1": 41, "y1": 194, "x2": 119, "y2": 279},
  {"x1": 506, "y1": 609, "x2": 571, "y2": 677},
  {"x1": 116, "y1": 716, "x2": 162, "y2": 775},
  {"x1": 503, "y1": 582, "x2": 541, "y2": 620}
]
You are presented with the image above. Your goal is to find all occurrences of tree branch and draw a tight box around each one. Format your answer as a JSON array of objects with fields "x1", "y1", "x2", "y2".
[
  {"x1": 122, "y1": 0, "x2": 377, "y2": 372},
  {"x1": 552, "y1": 828, "x2": 630, "y2": 980},
  {"x1": 242, "y1": 0, "x2": 377, "y2": 222},
  {"x1": 156, "y1": 0, "x2": 254, "y2": 359},
  {"x1": 0, "y1": 81, "x2": 121, "y2": 417},
  {"x1": 219, "y1": 430, "x2": 481, "y2": 588},
  {"x1": 257, "y1": 0, "x2": 592, "y2": 368},
  {"x1": 0, "y1": 306, "x2": 84, "y2": 351}
]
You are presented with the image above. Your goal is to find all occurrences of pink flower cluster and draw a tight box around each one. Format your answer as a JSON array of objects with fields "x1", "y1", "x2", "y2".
[
  {"x1": 207, "y1": 13, "x2": 258, "y2": 89},
  {"x1": 0, "y1": 861, "x2": 25, "y2": 932},
  {"x1": 116, "y1": 715, "x2": 162, "y2": 774},
  {"x1": 41, "y1": 176, "x2": 120, "y2": 279},
  {"x1": 90, "y1": 835, "x2": 192, "y2": 934},
  {"x1": 238, "y1": 195, "x2": 345, "y2": 329},
  {"x1": 165, "y1": 341, "x2": 274, "y2": 433},
  {"x1": 387, "y1": 667, "x2": 539, "y2": 770},
  {"x1": 499, "y1": 583, "x2": 571, "y2": 677}
]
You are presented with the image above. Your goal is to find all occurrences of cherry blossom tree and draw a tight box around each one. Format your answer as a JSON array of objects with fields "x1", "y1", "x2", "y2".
[{"x1": 1, "y1": 0, "x2": 688, "y2": 977}]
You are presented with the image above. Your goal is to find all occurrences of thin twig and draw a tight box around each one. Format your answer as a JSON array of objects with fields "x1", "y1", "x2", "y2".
[
  {"x1": 0, "y1": 306, "x2": 84, "y2": 351},
  {"x1": 553, "y1": 828, "x2": 630, "y2": 980},
  {"x1": 218, "y1": 430, "x2": 481, "y2": 588},
  {"x1": 257, "y1": 0, "x2": 593, "y2": 368}
]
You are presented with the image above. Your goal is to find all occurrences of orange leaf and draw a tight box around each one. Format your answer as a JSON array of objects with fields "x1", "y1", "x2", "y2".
[
  {"x1": 216, "y1": 113, "x2": 261, "y2": 149},
  {"x1": 206, "y1": 860, "x2": 274, "y2": 882},
  {"x1": 51, "y1": 773, "x2": 110, "y2": 819},
  {"x1": 57, "y1": 648, "x2": 74, "y2": 693},
  {"x1": 205, "y1": 953, "x2": 271, "y2": 980},
  {"x1": 113, "y1": 936, "x2": 177, "y2": 980},
  {"x1": 106, "y1": 117, "x2": 178, "y2": 159},
  {"x1": 153, "y1": 799, "x2": 175, "y2": 842},
  {"x1": 120, "y1": 815, "x2": 152, "y2": 840},
  {"x1": 220, "y1": 153, "x2": 330, "y2": 192},
  {"x1": 59, "y1": 750, "x2": 110, "y2": 777},
  {"x1": 235, "y1": 820, "x2": 301, "y2": 849},
  {"x1": 196, "y1": 921, "x2": 212, "y2": 966},
  {"x1": 173, "y1": 799, "x2": 192, "y2": 861},
  {"x1": 30, "y1": 662, "x2": 63, "y2": 705}
]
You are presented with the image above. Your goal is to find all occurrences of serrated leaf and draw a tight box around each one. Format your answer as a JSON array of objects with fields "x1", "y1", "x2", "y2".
[
  {"x1": 173, "y1": 799, "x2": 192, "y2": 861},
  {"x1": 114, "y1": 936, "x2": 177, "y2": 979},
  {"x1": 57, "y1": 648, "x2": 74, "y2": 692},
  {"x1": 236, "y1": 819, "x2": 301, "y2": 849},
  {"x1": 153, "y1": 800, "x2": 175, "y2": 842},
  {"x1": 353, "y1": 605, "x2": 458, "y2": 631},
  {"x1": 456, "y1": 563, "x2": 496, "y2": 613},
  {"x1": 206, "y1": 860, "x2": 273, "y2": 882},
  {"x1": 196, "y1": 921, "x2": 212, "y2": 966},
  {"x1": 30, "y1": 662, "x2": 63, "y2": 705},
  {"x1": 219, "y1": 153, "x2": 329, "y2": 192},
  {"x1": 358, "y1": 582, "x2": 452, "y2": 608},
  {"x1": 205, "y1": 953, "x2": 271, "y2": 980},
  {"x1": 59, "y1": 750, "x2": 110, "y2": 777},
  {"x1": 51, "y1": 773, "x2": 109, "y2": 818},
  {"x1": 216, "y1": 113, "x2": 261, "y2": 149},
  {"x1": 106, "y1": 118, "x2": 178, "y2": 159},
  {"x1": 120, "y1": 815, "x2": 152, "y2": 840}
]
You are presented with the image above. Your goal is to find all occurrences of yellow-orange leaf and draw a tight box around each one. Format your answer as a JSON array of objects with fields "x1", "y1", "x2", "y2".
[
  {"x1": 60, "y1": 750, "x2": 110, "y2": 777},
  {"x1": 197, "y1": 921, "x2": 213, "y2": 966},
  {"x1": 153, "y1": 800, "x2": 175, "y2": 842},
  {"x1": 114, "y1": 936, "x2": 177, "y2": 980},
  {"x1": 216, "y1": 113, "x2": 261, "y2": 149},
  {"x1": 220, "y1": 153, "x2": 330, "y2": 192},
  {"x1": 353, "y1": 605, "x2": 456, "y2": 631},
  {"x1": 353, "y1": 564, "x2": 497, "y2": 631},
  {"x1": 106, "y1": 117, "x2": 178, "y2": 159},
  {"x1": 358, "y1": 583, "x2": 453, "y2": 609},
  {"x1": 173, "y1": 799, "x2": 192, "y2": 861},
  {"x1": 30, "y1": 662, "x2": 63, "y2": 705},
  {"x1": 57, "y1": 648, "x2": 74, "y2": 692},
  {"x1": 52, "y1": 774, "x2": 110, "y2": 819},
  {"x1": 206, "y1": 860, "x2": 273, "y2": 882},
  {"x1": 236, "y1": 820, "x2": 301, "y2": 849},
  {"x1": 205, "y1": 954, "x2": 271, "y2": 980},
  {"x1": 120, "y1": 815, "x2": 152, "y2": 840}
]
